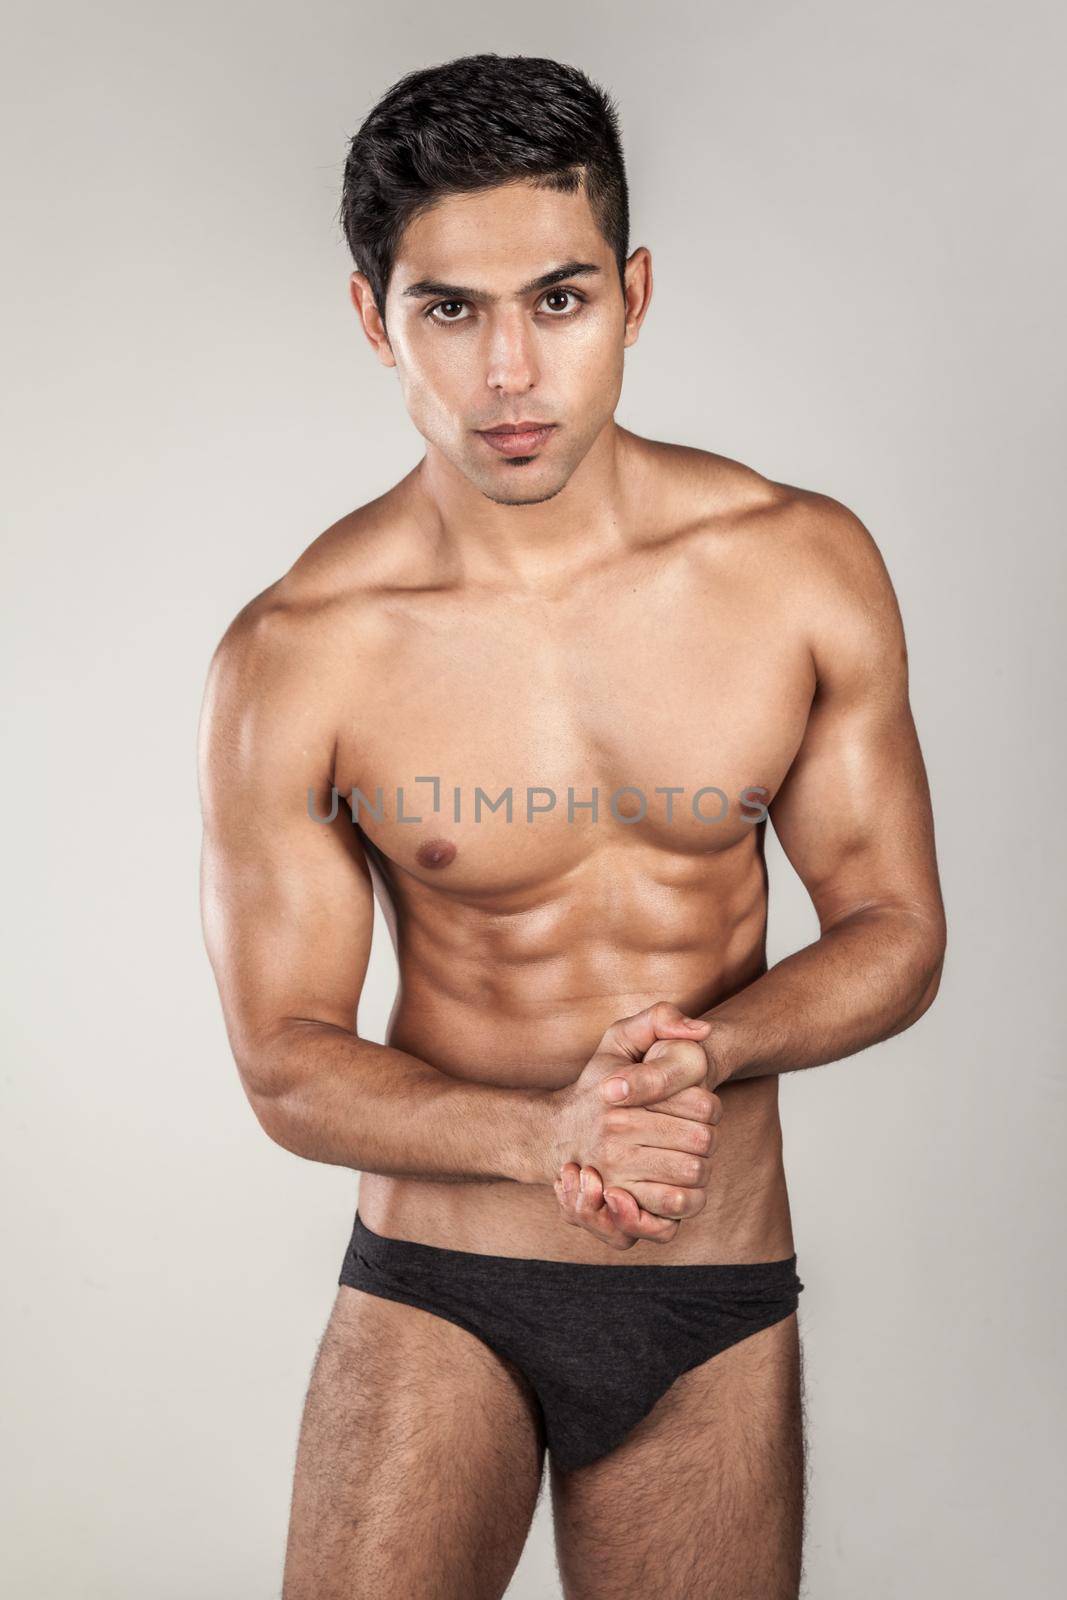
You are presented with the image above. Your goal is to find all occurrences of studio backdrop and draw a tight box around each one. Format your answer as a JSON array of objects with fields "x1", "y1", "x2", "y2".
[{"x1": 3, "y1": 3, "x2": 1063, "y2": 1596}]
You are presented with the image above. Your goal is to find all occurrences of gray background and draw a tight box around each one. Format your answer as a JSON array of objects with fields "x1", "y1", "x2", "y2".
[{"x1": 3, "y1": 2, "x2": 1064, "y2": 1594}]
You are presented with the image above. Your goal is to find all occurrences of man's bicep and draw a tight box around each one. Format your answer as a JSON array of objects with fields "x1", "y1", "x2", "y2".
[
  {"x1": 768, "y1": 499, "x2": 943, "y2": 932},
  {"x1": 197, "y1": 607, "x2": 374, "y2": 1084}
]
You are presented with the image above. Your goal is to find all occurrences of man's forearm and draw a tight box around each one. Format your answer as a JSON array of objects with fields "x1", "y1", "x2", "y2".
[
  {"x1": 242, "y1": 1020, "x2": 555, "y2": 1184},
  {"x1": 699, "y1": 904, "x2": 946, "y2": 1087}
]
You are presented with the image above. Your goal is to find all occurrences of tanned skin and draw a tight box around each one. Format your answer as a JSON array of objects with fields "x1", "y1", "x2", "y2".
[{"x1": 198, "y1": 176, "x2": 945, "y2": 1600}]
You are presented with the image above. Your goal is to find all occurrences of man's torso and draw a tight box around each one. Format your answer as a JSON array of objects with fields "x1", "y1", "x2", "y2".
[{"x1": 284, "y1": 433, "x2": 824, "y2": 1263}]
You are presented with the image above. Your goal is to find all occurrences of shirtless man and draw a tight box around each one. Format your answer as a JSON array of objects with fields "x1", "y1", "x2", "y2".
[{"x1": 198, "y1": 53, "x2": 946, "y2": 1600}]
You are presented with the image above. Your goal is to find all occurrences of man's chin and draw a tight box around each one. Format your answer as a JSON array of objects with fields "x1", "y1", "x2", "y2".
[
  {"x1": 469, "y1": 460, "x2": 571, "y2": 507},
  {"x1": 480, "y1": 480, "x2": 568, "y2": 507}
]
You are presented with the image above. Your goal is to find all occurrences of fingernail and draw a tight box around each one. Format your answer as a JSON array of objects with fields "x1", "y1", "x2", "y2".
[
  {"x1": 604, "y1": 1078, "x2": 629, "y2": 1102},
  {"x1": 579, "y1": 1169, "x2": 589, "y2": 1191},
  {"x1": 562, "y1": 1168, "x2": 576, "y2": 1194}
]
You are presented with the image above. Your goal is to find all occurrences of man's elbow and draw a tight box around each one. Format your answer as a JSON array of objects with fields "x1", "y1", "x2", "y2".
[
  {"x1": 913, "y1": 944, "x2": 946, "y2": 1020},
  {"x1": 244, "y1": 1075, "x2": 297, "y2": 1151},
  {"x1": 900, "y1": 911, "x2": 947, "y2": 1030},
  {"x1": 231, "y1": 1021, "x2": 308, "y2": 1152},
  {"x1": 232, "y1": 1013, "x2": 360, "y2": 1159}
]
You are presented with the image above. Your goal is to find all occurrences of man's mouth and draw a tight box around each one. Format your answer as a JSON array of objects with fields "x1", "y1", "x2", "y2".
[{"x1": 476, "y1": 423, "x2": 557, "y2": 457}]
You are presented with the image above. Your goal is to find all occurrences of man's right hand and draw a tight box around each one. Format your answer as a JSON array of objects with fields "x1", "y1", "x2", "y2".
[{"x1": 547, "y1": 1002, "x2": 724, "y2": 1246}]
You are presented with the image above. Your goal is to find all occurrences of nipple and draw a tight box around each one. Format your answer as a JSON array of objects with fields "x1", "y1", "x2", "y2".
[{"x1": 416, "y1": 836, "x2": 458, "y2": 870}]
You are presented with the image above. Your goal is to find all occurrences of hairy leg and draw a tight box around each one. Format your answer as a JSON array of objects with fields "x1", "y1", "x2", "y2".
[
  {"x1": 282, "y1": 1285, "x2": 546, "y2": 1599},
  {"x1": 550, "y1": 1313, "x2": 808, "y2": 1600}
]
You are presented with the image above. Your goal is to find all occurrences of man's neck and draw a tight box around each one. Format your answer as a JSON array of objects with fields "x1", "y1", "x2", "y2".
[{"x1": 410, "y1": 421, "x2": 644, "y2": 592}]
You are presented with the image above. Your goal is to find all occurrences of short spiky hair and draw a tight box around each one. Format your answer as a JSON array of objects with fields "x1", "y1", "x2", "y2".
[{"x1": 339, "y1": 53, "x2": 630, "y2": 329}]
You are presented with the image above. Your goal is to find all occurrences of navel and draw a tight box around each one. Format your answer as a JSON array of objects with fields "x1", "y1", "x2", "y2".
[{"x1": 416, "y1": 836, "x2": 458, "y2": 870}]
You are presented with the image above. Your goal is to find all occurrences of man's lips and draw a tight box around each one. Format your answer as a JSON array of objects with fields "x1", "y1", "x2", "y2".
[{"x1": 476, "y1": 423, "x2": 556, "y2": 457}]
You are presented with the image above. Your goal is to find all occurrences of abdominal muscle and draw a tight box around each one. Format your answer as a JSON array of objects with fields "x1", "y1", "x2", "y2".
[{"x1": 354, "y1": 929, "x2": 797, "y2": 1268}]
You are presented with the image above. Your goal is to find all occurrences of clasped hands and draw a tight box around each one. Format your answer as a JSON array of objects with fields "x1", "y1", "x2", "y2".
[{"x1": 548, "y1": 1001, "x2": 725, "y2": 1252}]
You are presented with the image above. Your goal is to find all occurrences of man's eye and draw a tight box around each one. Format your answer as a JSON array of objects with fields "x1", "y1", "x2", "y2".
[
  {"x1": 427, "y1": 300, "x2": 469, "y2": 323},
  {"x1": 425, "y1": 289, "x2": 586, "y2": 325},
  {"x1": 541, "y1": 289, "x2": 584, "y2": 314}
]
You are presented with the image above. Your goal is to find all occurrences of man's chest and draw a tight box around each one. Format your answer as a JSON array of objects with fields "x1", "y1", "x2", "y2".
[{"x1": 332, "y1": 567, "x2": 815, "y2": 896}]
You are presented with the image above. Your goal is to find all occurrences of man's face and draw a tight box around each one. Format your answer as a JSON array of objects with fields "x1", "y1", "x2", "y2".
[{"x1": 352, "y1": 179, "x2": 649, "y2": 506}]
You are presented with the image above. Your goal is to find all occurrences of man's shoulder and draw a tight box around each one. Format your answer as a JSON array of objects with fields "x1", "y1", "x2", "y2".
[
  {"x1": 651, "y1": 438, "x2": 852, "y2": 536},
  {"x1": 651, "y1": 439, "x2": 889, "y2": 596},
  {"x1": 689, "y1": 451, "x2": 903, "y2": 671},
  {"x1": 206, "y1": 487, "x2": 422, "y2": 691}
]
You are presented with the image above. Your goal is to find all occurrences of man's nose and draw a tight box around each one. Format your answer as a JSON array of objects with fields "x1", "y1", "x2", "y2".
[{"x1": 484, "y1": 310, "x2": 539, "y2": 394}]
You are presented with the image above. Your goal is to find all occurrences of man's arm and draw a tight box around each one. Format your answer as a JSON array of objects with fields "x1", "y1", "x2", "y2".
[
  {"x1": 695, "y1": 492, "x2": 946, "y2": 1089},
  {"x1": 198, "y1": 594, "x2": 554, "y2": 1184}
]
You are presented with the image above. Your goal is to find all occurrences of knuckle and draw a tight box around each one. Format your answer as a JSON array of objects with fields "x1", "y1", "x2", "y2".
[
  {"x1": 598, "y1": 1137, "x2": 621, "y2": 1166},
  {"x1": 638, "y1": 1064, "x2": 667, "y2": 1101},
  {"x1": 656, "y1": 1041, "x2": 703, "y2": 1078},
  {"x1": 599, "y1": 1019, "x2": 625, "y2": 1050}
]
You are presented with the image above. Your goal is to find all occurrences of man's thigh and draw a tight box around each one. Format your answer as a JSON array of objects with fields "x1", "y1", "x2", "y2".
[
  {"x1": 282, "y1": 1284, "x2": 546, "y2": 1600},
  {"x1": 549, "y1": 1312, "x2": 807, "y2": 1600}
]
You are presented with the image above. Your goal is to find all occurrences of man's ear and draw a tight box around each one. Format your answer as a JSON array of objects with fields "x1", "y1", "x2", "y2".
[
  {"x1": 349, "y1": 271, "x2": 396, "y2": 368},
  {"x1": 621, "y1": 246, "x2": 653, "y2": 349}
]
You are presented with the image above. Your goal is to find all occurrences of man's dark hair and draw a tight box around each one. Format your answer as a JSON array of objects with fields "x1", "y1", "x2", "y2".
[{"x1": 340, "y1": 53, "x2": 630, "y2": 331}]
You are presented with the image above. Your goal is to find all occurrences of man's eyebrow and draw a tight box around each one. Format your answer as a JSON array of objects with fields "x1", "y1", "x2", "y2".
[{"x1": 401, "y1": 261, "x2": 603, "y2": 303}]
